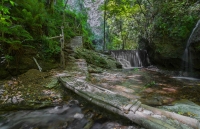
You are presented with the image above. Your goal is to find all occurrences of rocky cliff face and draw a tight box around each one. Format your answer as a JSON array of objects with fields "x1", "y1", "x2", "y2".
[{"x1": 67, "y1": 0, "x2": 104, "y2": 50}]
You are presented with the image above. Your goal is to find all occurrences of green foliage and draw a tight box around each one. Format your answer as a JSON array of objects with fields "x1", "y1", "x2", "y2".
[
  {"x1": 0, "y1": 0, "x2": 93, "y2": 66},
  {"x1": 39, "y1": 36, "x2": 60, "y2": 59},
  {"x1": 64, "y1": 9, "x2": 93, "y2": 45},
  {"x1": 4, "y1": 54, "x2": 13, "y2": 64},
  {"x1": 104, "y1": 0, "x2": 200, "y2": 59},
  {"x1": 0, "y1": 0, "x2": 14, "y2": 27},
  {"x1": 12, "y1": 0, "x2": 47, "y2": 37},
  {"x1": 0, "y1": 1, "x2": 33, "y2": 58},
  {"x1": 155, "y1": 1, "x2": 198, "y2": 39},
  {"x1": 104, "y1": 0, "x2": 141, "y2": 50},
  {"x1": 75, "y1": 48, "x2": 118, "y2": 69},
  {"x1": 133, "y1": 68, "x2": 139, "y2": 72},
  {"x1": 147, "y1": 1, "x2": 199, "y2": 58},
  {"x1": 145, "y1": 81, "x2": 156, "y2": 88}
]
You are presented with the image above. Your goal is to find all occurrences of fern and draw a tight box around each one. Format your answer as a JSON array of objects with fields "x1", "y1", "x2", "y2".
[
  {"x1": 12, "y1": 0, "x2": 47, "y2": 37},
  {"x1": 8, "y1": 25, "x2": 33, "y2": 39}
]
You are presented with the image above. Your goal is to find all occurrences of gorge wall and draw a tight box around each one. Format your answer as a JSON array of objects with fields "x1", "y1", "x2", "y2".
[{"x1": 67, "y1": 0, "x2": 104, "y2": 50}]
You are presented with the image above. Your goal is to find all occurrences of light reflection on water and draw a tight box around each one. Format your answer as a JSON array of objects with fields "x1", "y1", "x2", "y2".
[
  {"x1": 0, "y1": 100, "x2": 139, "y2": 129},
  {"x1": 171, "y1": 76, "x2": 200, "y2": 81},
  {"x1": 0, "y1": 101, "x2": 87, "y2": 129}
]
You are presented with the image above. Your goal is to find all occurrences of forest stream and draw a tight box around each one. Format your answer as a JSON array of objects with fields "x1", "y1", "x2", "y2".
[
  {"x1": 1, "y1": 65, "x2": 200, "y2": 129},
  {"x1": 1, "y1": 0, "x2": 200, "y2": 128}
]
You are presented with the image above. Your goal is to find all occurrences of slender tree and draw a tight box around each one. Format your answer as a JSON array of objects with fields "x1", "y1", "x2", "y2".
[{"x1": 103, "y1": 0, "x2": 107, "y2": 51}]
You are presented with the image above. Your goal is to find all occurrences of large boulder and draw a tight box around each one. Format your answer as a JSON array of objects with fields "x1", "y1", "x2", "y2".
[{"x1": 74, "y1": 48, "x2": 122, "y2": 69}]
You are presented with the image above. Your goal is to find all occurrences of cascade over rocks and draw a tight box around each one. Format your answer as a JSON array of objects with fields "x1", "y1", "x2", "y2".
[
  {"x1": 187, "y1": 20, "x2": 200, "y2": 45},
  {"x1": 186, "y1": 20, "x2": 200, "y2": 73},
  {"x1": 110, "y1": 50, "x2": 151, "y2": 68}
]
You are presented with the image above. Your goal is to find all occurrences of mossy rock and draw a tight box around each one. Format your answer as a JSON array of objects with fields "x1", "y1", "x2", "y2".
[
  {"x1": 44, "y1": 78, "x2": 59, "y2": 89},
  {"x1": 74, "y1": 48, "x2": 121, "y2": 69},
  {"x1": 159, "y1": 99, "x2": 200, "y2": 121},
  {"x1": 0, "y1": 69, "x2": 63, "y2": 111},
  {"x1": 0, "y1": 67, "x2": 9, "y2": 79},
  {"x1": 88, "y1": 65, "x2": 103, "y2": 73}
]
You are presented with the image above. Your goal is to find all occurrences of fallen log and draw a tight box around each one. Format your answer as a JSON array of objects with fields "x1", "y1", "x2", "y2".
[{"x1": 58, "y1": 76, "x2": 200, "y2": 129}]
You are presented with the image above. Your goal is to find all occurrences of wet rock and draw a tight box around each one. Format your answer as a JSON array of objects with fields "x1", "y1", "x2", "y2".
[
  {"x1": 74, "y1": 48, "x2": 120, "y2": 69},
  {"x1": 69, "y1": 100, "x2": 79, "y2": 105},
  {"x1": 44, "y1": 78, "x2": 58, "y2": 89},
  {"x1": 92, "y1": 122, "x2": 140, "y2": 129},
  {"x1": 0, "y1": 67, "x2": 9, "y2": 79},
  {"x1": 70, "y1": 36, "x2": 83, "y2": 50},
  {"x1": 140, "y1": 96, "x2": 163, "y2": 106},
  {"x1": 159, "y1": 99, "x2": 200, "y2": 121},
  {"x1": 74, "y1": 113, "x2": 84, "y2": 119},
  {"x1": 0, "y1": 87, "x2": 4, "y2": 95},
  {"x1": 0, "y1": 104, "x2": 86, "y2": 129},
  {"x1": 48, "y1": 105, "x2": 70, "y2": 114},
  {"x1": 88, "y1": 65, "x2": 104, "y2": 73},
  {"x1": 11, "y1": 96, "x2": 20, "y2": 104}
]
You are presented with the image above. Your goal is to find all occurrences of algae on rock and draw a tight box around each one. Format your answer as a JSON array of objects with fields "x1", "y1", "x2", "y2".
[{"x1": 74, "y1": 48, "x2": 121, "y2": 69}]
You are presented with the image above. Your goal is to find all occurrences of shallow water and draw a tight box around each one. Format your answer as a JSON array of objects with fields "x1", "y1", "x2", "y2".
[
  {"x1": 0, "y1": 100, "x2": 139, "y2": 129},
  {"x1": 171, "y1": 76, "x2": 200, "y2": 81},
  {"x1": 0, "y1": 101, "x2": 86, "y2": 129}
]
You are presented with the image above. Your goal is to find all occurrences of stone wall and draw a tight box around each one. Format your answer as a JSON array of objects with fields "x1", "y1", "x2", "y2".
[
  {"x1": 110, "y1": 50, "x2": 151, "y2": 68},
  {"x1": 70, "y1": 36, "x2": 83, "y2": 50}
]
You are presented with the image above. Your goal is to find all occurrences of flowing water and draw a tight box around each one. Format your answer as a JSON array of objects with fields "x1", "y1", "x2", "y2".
[
  {"x1": 111, "y1": 50, "x2": 151, "y2": 69},
  {"x1": 0, "y1": 100, "x2": 139, "y2": 129},
  {"x1": 181, "y1": 20, "x2": 200, "y2": 76},
  {"x1": 0, "y1": 101, "x2": 85, "y2": 129}
]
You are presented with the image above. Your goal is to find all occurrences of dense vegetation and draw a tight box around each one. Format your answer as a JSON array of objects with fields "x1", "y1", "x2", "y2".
[
  {"x1": 105, "y1": 0, "x2": 200, "y2": 50},
  {"x1": 1, "y1": 0, "x2": 200, "y2": 77},
  {"x1": 103, "y1": 0, "x2": 200, "y2": 70},
  {"x1": 0, "y1": 0, "x2": 93, "y2": 68}
]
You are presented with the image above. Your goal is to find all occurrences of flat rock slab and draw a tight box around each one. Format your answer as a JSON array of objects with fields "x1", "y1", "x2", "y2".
[
  {"x1": 58, "y1": 75, "x2": 200, "y2": 129},
  {"x1": 159, "y1": 99, "x2": 200, "y2": 121}
]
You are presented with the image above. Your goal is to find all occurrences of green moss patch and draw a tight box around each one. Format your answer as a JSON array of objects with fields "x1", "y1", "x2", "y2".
[{"x1": 74, "y1": 48, "x2": 120, "y2": 69}]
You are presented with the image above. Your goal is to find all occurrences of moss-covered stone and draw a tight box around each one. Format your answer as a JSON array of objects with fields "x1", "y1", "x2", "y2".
[
  {"x1": 88, "y1": 65, "x2": 103, "y2": 73},
  {"x1": 0, "y1": 69, "x2": 63, "y2": 111},
  {"x1": 74, "y1": 48, "x2": 121, "y2": 69},
  {"x1": 0, "y1": 67, "x2": 9, "y2": 79}
]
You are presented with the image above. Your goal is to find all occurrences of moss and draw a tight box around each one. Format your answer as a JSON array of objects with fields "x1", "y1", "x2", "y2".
[
  {"x1": 74, "y1": 48, "x2": 119, "y2": 69},
  {"x1": 61, "y1": 76, "x2": 131, "y2": 107},
  {"x1": 0, "y1": 69, "x2": 64, "y2": 111},
  {"x1": 0, "y1": 68, "x2": 9, "y2": 79},
  {"x1": 44, "y1": 78, "x2": 59, "y2": 89},
  {"x1": 153, "y1": 38, "x2": 184, "y2": 58},
  {"x1": 88, "y1": 65, "x2": 103, "y2": 73}
]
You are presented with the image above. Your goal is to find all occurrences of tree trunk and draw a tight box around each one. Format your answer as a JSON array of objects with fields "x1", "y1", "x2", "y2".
[
  {"x1": 103, "y1": 0, "x2": 107, "y2": 51},
  {"x1": 58, "y1": 76, "x2": 200, "y2": 129}
]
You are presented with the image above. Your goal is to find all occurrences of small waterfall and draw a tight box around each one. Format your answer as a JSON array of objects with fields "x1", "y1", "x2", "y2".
[
  {"x1": 111, "y1": 50, "x2": 151, "y2": 69},
  {"x1": 182, "y1": 20, "x2": 200, "y2": 76},
  {"x1": 117, "y1": 58, "x2": 132, "y2": 68}
]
